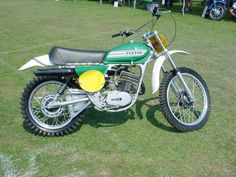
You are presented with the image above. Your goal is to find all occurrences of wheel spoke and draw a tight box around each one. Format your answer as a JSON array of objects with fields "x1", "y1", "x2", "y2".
[
  {"x1": 173, "y1": 102, "x2": 180, "y2": 115},
  {"x1": 33, "y1": 97, "x2": 41, "y2": 105},
  {"x1": 181, "y1": 108, "x2": 190, "y2": 123},
  {"x1": 33, "y1": 107, "x2": 41, "y2": 117},
  {"x1": 192, "y1": 106, "x2": 200, "y2": 118},
  {"x1": 40, "y1": 116, "x2": 50, "y2": 123},
  {"x1": 192, "y1": 80, "x2": 195, "y2": 99}
]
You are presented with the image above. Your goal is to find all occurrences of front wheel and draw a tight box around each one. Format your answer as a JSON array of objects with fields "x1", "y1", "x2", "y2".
[
  {"x1": 209, "y1": 4, "x2": 226, "y2": 20},
  {"x1": 159, "y1": 67, "x2": 211, "y2": 132}
]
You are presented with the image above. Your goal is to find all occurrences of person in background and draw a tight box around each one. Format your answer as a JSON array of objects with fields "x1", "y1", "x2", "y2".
[
  {"x1": 184, "y1": 0, "x2": 192, "y2": 12},
  {"x1": 165, "y1": 0, "x2": 173, "y2": 7},
  {"x1": 230, "y1": 2, "x2": 236, "y2": 18}
]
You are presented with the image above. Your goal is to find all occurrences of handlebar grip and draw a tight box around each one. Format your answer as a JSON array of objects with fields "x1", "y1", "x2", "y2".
[
  {"x1": 125, "y1": 32, "x2": 133, "y2": 37},
  {"x1": 112, "y1": 32, "x2": 122, "y2": 38},
  {"x1": 112, "y1": 31, "x2": 133, "y2": 38}
]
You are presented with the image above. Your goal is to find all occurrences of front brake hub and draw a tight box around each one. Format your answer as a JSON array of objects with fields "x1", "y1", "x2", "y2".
[{"x1": 179, "y1": 91, "x2": 193, "y2": 109}]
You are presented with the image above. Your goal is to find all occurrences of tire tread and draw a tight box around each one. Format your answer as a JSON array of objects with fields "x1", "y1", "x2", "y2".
[
  {"x1": 20, "y1": 76, "x2": 83, "y2": 136},
  {"x1": 159, "y1": 67, "x2": 212, "y2": 132}
]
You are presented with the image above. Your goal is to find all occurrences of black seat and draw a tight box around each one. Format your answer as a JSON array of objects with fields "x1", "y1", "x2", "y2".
[{"x1": 49, "y1": 46, "x2": 106, "y2": 65}]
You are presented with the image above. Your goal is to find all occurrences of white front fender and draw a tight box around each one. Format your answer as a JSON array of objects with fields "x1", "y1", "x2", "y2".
[
  {"x1": 152, "y1": 50, "x2": 190, "y2": 94},
  {"x1": 18, "y1": 54, "x2": 54, "y2": 71}
]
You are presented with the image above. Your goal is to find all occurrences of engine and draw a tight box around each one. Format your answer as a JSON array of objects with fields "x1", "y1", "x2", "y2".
[
  {"x1": 117, "y1": 71, "x2": 140, "y2": 94},
  {"x1": 105, "y1": 91, "x2": 132, "y2": 107},
  {"x1": 89, "y1": 66, "x2": 142, "y2": 110}
]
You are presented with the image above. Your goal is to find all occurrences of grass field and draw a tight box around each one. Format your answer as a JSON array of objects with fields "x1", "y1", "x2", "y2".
[{"x1": 0, "y1": 0, "x2": 236, "y2": 176}]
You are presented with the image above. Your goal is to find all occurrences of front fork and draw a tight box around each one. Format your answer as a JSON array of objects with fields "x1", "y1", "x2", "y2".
[{"x1": 161, "y1": 50, "x2": 194, "y2": 102}]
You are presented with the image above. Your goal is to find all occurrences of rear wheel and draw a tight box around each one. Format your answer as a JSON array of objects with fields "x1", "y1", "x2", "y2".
[
  {"x1": 159, "y1": 67, "x2": 211, "y2": 132},
  {"x1": 209, "y1": 4, "x2": 225, "y2": 20},
  {"x1": 21, "y1": 76, "x2": 87, "y2": 136}
]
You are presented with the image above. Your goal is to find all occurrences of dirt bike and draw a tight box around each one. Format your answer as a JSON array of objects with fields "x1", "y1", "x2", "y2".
[{"x1": 19, "y1": 8, "x2": 211, "y2": 136}]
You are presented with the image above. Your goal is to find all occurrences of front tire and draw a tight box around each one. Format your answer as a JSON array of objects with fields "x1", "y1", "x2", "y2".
[
  {"x1": 159, "y1": 67, "x2": 211, "y2": 132},
  {"x1": 209, "y1": 4, "x2": 226, "y2": 20},
  {"x1": 21, "y1": 76, "x2": 84, "y2": 136}
]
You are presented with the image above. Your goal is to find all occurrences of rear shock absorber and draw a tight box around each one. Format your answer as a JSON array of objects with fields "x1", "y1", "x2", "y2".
[{"x1": 53, "y1": 77, "x2": 71, "y2": 101}]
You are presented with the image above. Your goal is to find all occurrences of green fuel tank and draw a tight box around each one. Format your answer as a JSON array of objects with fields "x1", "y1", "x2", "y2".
[{"x1": 103, "y1": 42, "x2": 151, "y2": 64}]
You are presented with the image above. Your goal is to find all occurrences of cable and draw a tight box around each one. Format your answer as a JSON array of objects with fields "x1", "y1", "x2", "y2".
[
  {"x1": 157, "y1": 8, "x2": 177, "y2": 47},
  {"x1": 168, "y1": 12, "x2": 177, "y2": 47},
  {"x1": 120, "y1": 8, "x2": 177, "y2": 47}
]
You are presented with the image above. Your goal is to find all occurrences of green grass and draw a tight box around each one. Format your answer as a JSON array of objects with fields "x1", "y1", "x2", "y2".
[{"x1": 0, "y1": 0, "x2": 236, "y2": 176}]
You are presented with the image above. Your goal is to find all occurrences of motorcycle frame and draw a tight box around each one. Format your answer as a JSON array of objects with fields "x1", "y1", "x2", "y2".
[
  {"x1": 95, "y1": 56, "x2": 152, "y2": 112},
  {"x1": 97, "y1": 31, "x2": 193, "y2": 112}
]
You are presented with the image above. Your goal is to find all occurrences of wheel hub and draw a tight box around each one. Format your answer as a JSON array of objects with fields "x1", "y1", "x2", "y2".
[
  {"x1": 41, "y1": 95, "x2": 63, "y2": 118},
  {"x1": 213, "y1": 8, "x2": 221, "y2": 16},
  {"x1": 179, "y1": 91, "x2": 193, "y2": 109}
]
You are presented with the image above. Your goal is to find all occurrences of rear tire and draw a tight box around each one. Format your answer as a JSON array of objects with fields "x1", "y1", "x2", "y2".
[
  {"x1": 159, "y1": 67, "x2": 211, "y2": 132},
  {"x1": 21, "y1": 76, "x2": 84, "y2": 136}
]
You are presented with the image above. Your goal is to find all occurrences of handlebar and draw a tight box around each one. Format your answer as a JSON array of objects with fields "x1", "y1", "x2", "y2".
[
  {"x1": 112, "y1": 32, "x2": 122, "y2": 38},
  {"x1": 112, "y1": 30, "x2": 134, "y2": 38},
  {"x1": 112, "y1": 8, "x2": 172, "y2": 39}
]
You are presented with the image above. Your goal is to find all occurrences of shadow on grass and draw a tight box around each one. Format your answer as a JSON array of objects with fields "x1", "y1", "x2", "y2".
[
  {"x1": 22, "y1": 96, "x2": 178, "y2": 136},
  {"x1": 83, "y1": 107, "x2": 136, "y2": 128},
  {"x1": 135, "y1": 97, "x2": 178, "y2": 132},
  {"x1": 83, "y1": 96, "x2": 178, "y2": 133}
]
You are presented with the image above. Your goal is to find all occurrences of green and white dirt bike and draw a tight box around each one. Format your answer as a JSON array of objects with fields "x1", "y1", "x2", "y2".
[{"x1": 19, "y1": 8, "x2": 211, "y2": 136}]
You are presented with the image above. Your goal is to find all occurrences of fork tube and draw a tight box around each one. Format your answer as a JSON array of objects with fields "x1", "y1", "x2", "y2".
[
  {"x1": 156, "y1": 33, "x2": 193, "y2": 100},
  {"x1": 164, "y1": 50, "x2": 194, "y2": 101},
  {"x1": 162, "y1": 66, "x2": 180, "y2": 96},
  {"x1": 161, "y1": 65, "x2": 167, "y2": 73}
]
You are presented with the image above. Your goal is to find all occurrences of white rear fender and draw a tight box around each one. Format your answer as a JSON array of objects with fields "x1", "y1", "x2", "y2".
[
  {"x1": 152, "y1": 50, "x2": 190, "y2": 94},
  {"x1": 18, "y1": 54, "x2": 54, "y2": 71}
]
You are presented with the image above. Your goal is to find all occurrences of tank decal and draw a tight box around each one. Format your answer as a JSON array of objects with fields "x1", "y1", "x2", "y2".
[
  {"x1": 104, "y1": 42, "x2": 151, "y2": 64},
  {"x1": 107, "y1": 49, "x2": 148, "y2": 58}
]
